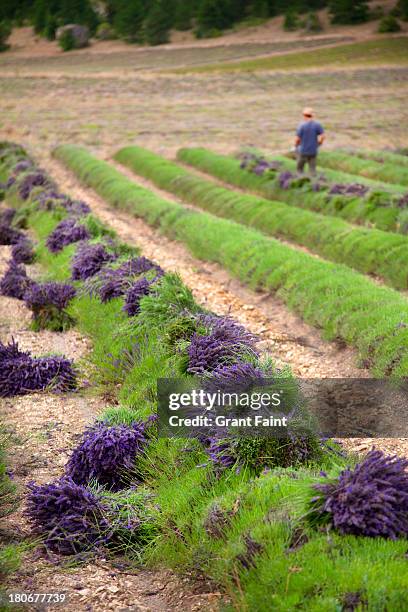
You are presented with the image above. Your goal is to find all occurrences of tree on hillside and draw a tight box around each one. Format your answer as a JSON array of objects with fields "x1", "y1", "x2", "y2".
[
  {"x1": 251, "y1": 0, "x2": 270, "y2": 18},
  {"x1": 33, "y1": 0, "x2": 47, "y2": 33},
  {"x1": 145, "y1": 0, "x2": 173, "y2": 45},
  {"x1": 329, "y1": 0, "x2": 369, "y2": 24},
  {"x1": 114, "y1": 0, "x2": 145, "y2": 42},
  {"x1": 58, "y1": 0, "x2": 98, "y2": 33},
  {"x1": 196, "y1": 0, "x2": 235, "y2": 34},
  {"x1": 396, "y1": 0, "x2": 408, "y2": 20},
  {"x1": 174, "y1": 0, "x2": 195, "y2": 31},
  {"x1": 0, "y1": 0, "x2": 35, "y2": 23}
]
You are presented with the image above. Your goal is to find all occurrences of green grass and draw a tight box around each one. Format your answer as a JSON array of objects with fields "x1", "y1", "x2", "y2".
[
  {"x1": 145, "y1": 455, "x2": 408, "y2": 611},
  {"x1": 348, "y1": 149, "x2": 408, "y2": 169},
  {"x1": 115, "y1": 145, "x2": 408, "y2": 290},
  {"x1": 172, "y1": 37, "x2": 408, "y2": 73},
  {"x1": 177, "y1": 147, "x2": 406, "y2": 232},
  {"x1": 318, "y1": 150, "x2": 408, "y2": 186},
  {"x1": 54, "y1": 144, "x2": 408, "y2": 377}
]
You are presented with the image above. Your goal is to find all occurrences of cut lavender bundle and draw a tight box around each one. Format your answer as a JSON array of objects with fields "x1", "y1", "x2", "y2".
[
  {"x1": 328, "y1": 183, "x2": 370, "y2": 197},
  {"x1": 0, "y1": 338, "x2": 76, "y2": 397},
  {"x1": 23, "y1": 282, "x2": 76, "y2": 331},
  {"x1": 46, "y1": 217, "x2": 90, "y2": 253},
  {"x1": 71, "y1": 242, "x2": 116, "y2": 281},
  {"x1": 187, "y1": 315, "x2": 258, "y2": 374},
  {"x1": 64, "y1": 199, "x2": 91, "y2": 216},
  {"x1": 278, "y1": 171, "x2": 296, "y2": 190},
  {"x1": 18, "y1": 171, "x2": 53, "y2": 200},
  {"x1": 123, "y1": 277, "x2": 153, "y2": 316},
  {"x1": 99, "y1": 256, "x2": 163, "y2": 303},
  {"x1": 32, "y1": 189, "x2": 71, "y2": 211},
  {"x1": 0, "y1": 222, "x2": 23, "y2": 245},
  {"x1": 204, "y1": 362, "x2": 267, "y2": 393},
  {"x1": 13, "y1": 159, "x2": 33, "y2": 175},
  {"x1": 66, "y1": 420, "x2": 148, "y2": 490},
  {"x1": 11, "y1": 237, "x2": 35, "y2": 264},
  {"x1": 0, "y1": 260, "x2": 33, "y2": 299},
  {"x1": 309, "y1": 450, "x2": 408, "y2": 539},
  {"x1": 0, "y1": 208, "x2": 16, "y2": 225},
  {"x1": 26, "y1": 477, "x2": 110, "y2": 555}
]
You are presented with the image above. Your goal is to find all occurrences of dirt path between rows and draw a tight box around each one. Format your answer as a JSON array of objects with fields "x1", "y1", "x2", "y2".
[{"x1": 0, "y1": 245, "x2": 222, "y2": 612}]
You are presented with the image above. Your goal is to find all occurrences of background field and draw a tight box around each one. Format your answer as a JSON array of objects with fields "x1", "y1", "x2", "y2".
[{"x1": 1, "y1": 33, "x2": 407, "y2": 160}]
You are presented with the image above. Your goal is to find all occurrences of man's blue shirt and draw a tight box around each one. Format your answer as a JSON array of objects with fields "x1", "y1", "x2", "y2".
[{"x1": 296, "y1": 120, "x2": 324, "y2": 156}]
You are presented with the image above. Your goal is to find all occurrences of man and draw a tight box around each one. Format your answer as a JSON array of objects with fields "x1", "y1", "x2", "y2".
[{"x1": 295, "y1": 107, "x2": 325, "y2": 175}]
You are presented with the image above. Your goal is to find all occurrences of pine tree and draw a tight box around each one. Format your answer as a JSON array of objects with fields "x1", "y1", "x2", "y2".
[
  {"x1": 44, "y1": 12, "x2": 58, "y2": 39},
  {"x1": 329, "y1": 0, "x2": 369, "y2": 24},
  {"x1": 114, "y1": 0, "x2": 145, "y2": 42},
  {"x1": 145, "y1": 0, "x2": 172, "y2": 45},
  {"x1": 397, "y1": 0, "x2": 408, "y2": 20},
  {"x1": 283, "y1": 10, "x2": 298, "y2": 30},
  {"x1": 33, "y1": 0, "x2": 47, "y2": 34},
  {"x1": 197, "y1": 0, "x2": 233, "y2": 33},
  {"x1": 251, "y1": 0, "x2": 270, "y2": 18},
  {"x1": 174, "y1": 0, "x2": 193, "y2": 31},
  {"x1": 0, "y1": 21, "x2": 11, "y2": 51}
]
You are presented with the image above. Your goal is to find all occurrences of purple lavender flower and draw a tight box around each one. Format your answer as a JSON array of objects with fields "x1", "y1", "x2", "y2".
[
  {"x1": 46, "y1": 218, "x2": 90, "y2": 253},
  {"x1": 64, "y1": 199, "x2": 91, "y2": 217},
  {"x1": 123, "y1": 277, "x2": 152, "y2": 316},
  {"x1": 11, "y1": 237, "x2": 35, "y2": 264},
  {"x1": 13, "y1": 160, "x2": 33, "y2": 174},
  {"x1": 253, "y1": 160, "x2": 270, "y2": 176},
  {"x1": 397, "y1": 193, "x2": 408, "y2": 209},
  {"x1": 71, "y1": 242, "x2": 116, "y2": 281},
  {"x1": 310, "y1": 450, "x2": 408, "y2": 539},
  {"x1": 204, "y1": 362, "x2": 267, "y2": 393},
  {"x1": 0, "y1": 222, "x2": 23, "y2": 245},
  {"x1": 204, "y1": 504, "x2": 232, "y2": 539},
  {"x1": 24, "y1": 282, "x2": 76, "y2": 312},
  {"x1": 32, "y1": 190, "x2": 71, "y2": 211},
  {"x1": 187, "y1": 315, "x2": 258, "y2": 374},
  {"x1": 26, "y1": 477, "x2": 110, "y2": 555},
  {"x1": 66, "y1": 421, "x2": 148, "y2": 490},
  {"x1": 0, "y1": 261, "x2": 33, "y2": 299},
  {"x1": 206, "y1": 436, "x2": 236, "y2": 469},
  {"x1": 0, "y1": 338, "x2": 77, "y2": 397},
  {"x1": 18, "y1": 172, "x2": 53, "y2": 200},
  {"x1": 23, "y1": 282, "x2": 76, "y2": 331},
  {"x1": 0, "y1": 208, "x2": 16, "y2": 225},
  {"x1": 98, "y1": 257, "x2": 163, "y2": 303},
  {"x1": 236, "y1": 535, "x2": 264, "y2": 569},
  {"x1": 329, "y1": 183, "x2": 369, "y2": 197},
  {"x1": 278, "y1": 171, "x2": 295, "y2": 189}
]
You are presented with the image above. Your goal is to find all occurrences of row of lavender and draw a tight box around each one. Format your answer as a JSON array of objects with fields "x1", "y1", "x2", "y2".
[
  {"x1": 241, "y1": 151, "x2": 408, "y2": 205},
  {"x1": 1, "y1": 141, "x2": 407, "y2": 566},
  {"x1": 238, "y1": 150, "x2": 408, "y2": 232}
]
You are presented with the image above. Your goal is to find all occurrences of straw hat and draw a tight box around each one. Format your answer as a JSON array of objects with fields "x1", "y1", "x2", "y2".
[{"x1": 303, "y1": 107, "x2": 314, "y2": 117}]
